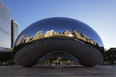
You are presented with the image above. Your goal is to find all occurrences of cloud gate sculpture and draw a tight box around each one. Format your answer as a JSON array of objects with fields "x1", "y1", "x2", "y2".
[{"x1": 13, "y1": 17, "x2": 104, "y2": 67}]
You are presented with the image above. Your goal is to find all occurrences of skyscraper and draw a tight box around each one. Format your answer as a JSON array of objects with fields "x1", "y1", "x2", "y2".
[
  {"x1": 0, "y1": 1, "x2": 11, "y2": 51},
  {"x1": 11, "y1": 20, "x2": 18, "y2": 47}
]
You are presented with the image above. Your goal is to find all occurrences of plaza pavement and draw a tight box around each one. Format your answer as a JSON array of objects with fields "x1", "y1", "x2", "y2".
[{"x1": 0, "y1": 65, "x2": 116, "y2": 77}]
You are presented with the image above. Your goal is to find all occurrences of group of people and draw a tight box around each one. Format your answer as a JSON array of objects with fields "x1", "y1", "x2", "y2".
[{"x1": 55, "y1": 61, "x2": 60, "y2": 66}]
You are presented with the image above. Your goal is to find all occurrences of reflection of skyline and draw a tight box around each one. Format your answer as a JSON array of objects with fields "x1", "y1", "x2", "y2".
[
  {"x1": 72, "y1": 29, "x2": 96, "y2": 45},
  {"x1": 25, "y1": 34, "x2": 32, "y2": 43},
  {"x1": 18, "y1": 29, "x2": 96, "y2": 46},
  {"x1": 16, "y1": 33, "x2": 26, "y2": 45},
  {"x1": 33, "y1": 31, "x2": 43, "y2": 40}
]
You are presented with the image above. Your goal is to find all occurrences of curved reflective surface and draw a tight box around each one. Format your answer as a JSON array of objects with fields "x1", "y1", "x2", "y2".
[{"x1": 13, "y1": 17, "x2": 104, "y2": 67}]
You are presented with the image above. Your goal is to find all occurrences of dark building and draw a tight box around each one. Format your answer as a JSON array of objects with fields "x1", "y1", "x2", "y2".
[
  {"x1": 13, "y1": 17, "x2": 104, "y2": 67},
  {"x1": 11, "y1": 20, "x2": 18, "y2": 47}
]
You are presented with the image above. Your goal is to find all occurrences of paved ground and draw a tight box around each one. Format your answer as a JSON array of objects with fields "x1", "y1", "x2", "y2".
[{"x1": 0, "y1": 65, "x2": 116, "y2": 77}]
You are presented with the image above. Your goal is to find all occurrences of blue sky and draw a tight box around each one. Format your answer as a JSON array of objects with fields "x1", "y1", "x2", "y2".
[{"x1": 1, "y1": 0, "x2": 116, "y2": 50}]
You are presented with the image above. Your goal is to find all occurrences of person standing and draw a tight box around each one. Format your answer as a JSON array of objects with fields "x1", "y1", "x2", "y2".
[{"x1": 58, "y1": 61, "x2": 60, "y2": 65}]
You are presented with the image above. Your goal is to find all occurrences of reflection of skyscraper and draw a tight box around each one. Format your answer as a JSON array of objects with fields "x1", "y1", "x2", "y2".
[
  {"x1": 16, "y1": 34, "x2": 26, "y2": 46},
  {"x1": 21, "y1": 38, "x2": 26, "y2": 43},
  {"x1": 25, "y1": 34, "x2": 32, "y2": 43},
  {"x1": 53, "y1": 32, "x2": 57, "y2": 35},
  {"x1": 80, "y1": 33, "x2": 89, "y2": 42},
  {"x1": 63, "y1": 30, "x2": 72, "y2": 37},
  {"x1": 72, "y1": 29, "x2": 96, "y2": 45},
  {"x1": 45, "y1": 30, "x2": 54, "y2": 37},
  {"x1": 40, "y1": 34, "x2": 45, "y2": 38},
  {"x1": 63, "y1": 30, "x2": 71, "y2": 35},
  {"x1": 72, "y1": 29, "x2": 81, "y2": 39},
  {"x1": 53, "y1": 33, "x2": 65, "y2": 36},
  {"x1": 89, "y1": 39, "x2": 96, "y2": 45},
  {"x1": 33, "y1": 31, "x2": 42, "y2": 40},
  {"x1": 81, "y1": 33, "x2": 89, "y2": 40}
]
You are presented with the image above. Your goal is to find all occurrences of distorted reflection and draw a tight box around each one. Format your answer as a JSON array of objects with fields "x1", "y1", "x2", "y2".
[
  {"x1": 16, "y1": 29, "x2": 97, "y2": 46},
  {"x1": 13, "y1": 28, "x2": 101, "y2": 55}
]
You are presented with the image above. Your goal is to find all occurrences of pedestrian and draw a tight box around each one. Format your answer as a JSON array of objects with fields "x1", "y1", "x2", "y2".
[
  {"x1": 58, "y1": 61, "x2": 60, "y2": 65},
  {"x1": 55, "y1": 62, "x2": 57, "y2": 66}
]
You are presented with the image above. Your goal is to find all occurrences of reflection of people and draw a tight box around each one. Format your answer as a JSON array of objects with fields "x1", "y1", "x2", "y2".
[
  {"x1": 58, "y1": 61, "x2": 60, "y2": 65},
  {"x1": 55, "y1": 62, "x2": 57, "y2": 66},
  {"x1": 50, "y1": 61, "x2": 52, "y2": 65}
]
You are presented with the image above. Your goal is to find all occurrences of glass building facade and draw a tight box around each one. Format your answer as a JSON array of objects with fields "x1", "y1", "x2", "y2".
[
  {"x1": 11, "y1": 20, "x2": 18, "y2": 47},
  {"x1": 0, "y1": 1, "x2": 11, "y2": 48}
]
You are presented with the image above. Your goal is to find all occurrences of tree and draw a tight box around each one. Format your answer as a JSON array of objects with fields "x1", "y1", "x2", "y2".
[
  {"x1": 104, "y1": 48, "x2": 116, "y2": 64},
  {"x1": 0, "y1": 52, "x2": 14, "y2": 62}
]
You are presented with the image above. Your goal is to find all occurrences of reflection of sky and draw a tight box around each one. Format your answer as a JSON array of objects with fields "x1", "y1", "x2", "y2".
[{"x1": 18, "y1": 17, "x2": 103, "y2": 46}]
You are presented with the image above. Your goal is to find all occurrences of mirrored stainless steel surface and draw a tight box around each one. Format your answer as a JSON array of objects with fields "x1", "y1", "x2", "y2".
[{"x1": 13, "y1": 17, "x2": 104, "y2": 67}]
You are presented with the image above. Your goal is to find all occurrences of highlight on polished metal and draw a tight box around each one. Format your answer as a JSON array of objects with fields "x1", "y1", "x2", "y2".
[{"x1": 13, "y1": 17, "x2": 104, "y2": 67}]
